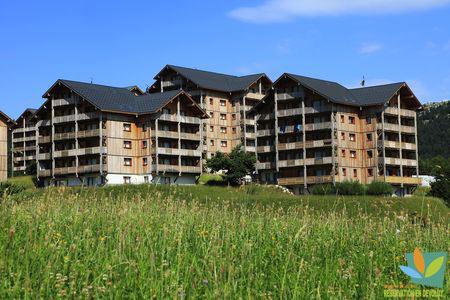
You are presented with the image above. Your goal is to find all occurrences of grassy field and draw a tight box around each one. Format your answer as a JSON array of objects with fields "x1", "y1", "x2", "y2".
[{"x1": 1, "y1": 184, "x2": 449, "y2": 298}]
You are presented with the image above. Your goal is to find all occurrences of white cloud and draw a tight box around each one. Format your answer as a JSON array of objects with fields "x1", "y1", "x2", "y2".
[
  {"x1": 229, "y1": 0, "x2": 450, "y2": 23},
  {"x1": 359, "y1": 42, "x2": 383, "y2": 54}
]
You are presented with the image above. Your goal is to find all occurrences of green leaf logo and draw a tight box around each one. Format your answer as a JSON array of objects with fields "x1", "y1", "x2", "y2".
[{"x1": 424, "y1": 256, "x2": 444, "y2": 278}]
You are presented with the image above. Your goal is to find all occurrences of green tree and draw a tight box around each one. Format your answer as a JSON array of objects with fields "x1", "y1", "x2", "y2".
[{"x1": 206, "y1": 144, "x2": 256, "y2": 186}]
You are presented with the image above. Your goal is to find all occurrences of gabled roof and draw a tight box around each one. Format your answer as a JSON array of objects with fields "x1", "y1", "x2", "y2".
[
  {"x1": 0, "y1": 110, "x2": 15, "y2": 125},
  {"x1": 41, "y1": 79, "x2": 208, "y2": 117},
  {"x1": 15, "y1": 108, "x2": 37, "y2": 122},
  {"x1": 349, "y1": 82, "x2": 406, "y2": 106},
  {"x1": 154, "y1": 64, "x2": 271, "y2": 93},
  {"x1": 276, "y1": 73, "x2": 419, "y2": 107}
]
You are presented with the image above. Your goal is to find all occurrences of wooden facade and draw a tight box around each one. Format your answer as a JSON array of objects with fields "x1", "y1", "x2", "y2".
[
  {"x1": 12, "y1": 109, "x2": 37, "y2": 175},
  {"x1": 0, "y1": 111, "x2": 15, "y2": 181},
  {"x1": 254, "y1": 75, "x2": 421, "y2": 195}
]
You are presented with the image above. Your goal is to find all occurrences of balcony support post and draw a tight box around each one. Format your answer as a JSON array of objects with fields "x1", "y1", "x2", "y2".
[
  {"x1": 51, "y1": 96, "x2": 55, "y2": 181},
  {"x1": 302, "y1": 97, "x2": 307, "y2": 191},
  {"x1": 99, "y1": 112, "x2": 103, "y2": 180},
  {"x1": 397, "y1": 94, "x2": 403, "y2": 189},
  {"x1": 414, "y1": 112, "x2": 419, "y2": 177},
  {"x1": 177, "y1": 97, "x2": 181, "y2": 176},
  {"x1": 243, "y1": 96, "x2": 247, "y2": 152},
  {"x1": 381, "y1": 110, "x2": 386, "y2": 181},
  {"x1": 75, "y1": 105, "x2": 79, "y2": 178},
  {"x1": 274, "y1": 89, "x2": 279, "y2": 174}
]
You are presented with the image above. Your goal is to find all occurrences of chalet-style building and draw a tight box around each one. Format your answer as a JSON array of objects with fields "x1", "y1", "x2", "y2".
[
  {"x1": 251, "y1": 74, "x2": 421, "y2": 195},
  {"x1": 0, "y1": 110, "x2": 15, "y2": 181},
  {"x1": 33, "y1": 79, "x2": 208, "y2": 186},
  {"x1": 148, "y1": 65, "x2": 272, "y2": 159},
  {"x1": 12, "y1": 108, "x2": 37, "y2": 175}
]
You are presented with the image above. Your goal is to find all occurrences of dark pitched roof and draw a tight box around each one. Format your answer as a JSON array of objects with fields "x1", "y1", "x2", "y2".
[
  {"x1": 15, "y1": 108, "x2": 38, "y2": 123},
  {"x1": 0, "y1": 110, "x2": 15, "y2": 125},
  {"x1": 155, "y1": 65, "x2": 269, "y2": 93},
  {"x1": 349, "y1": 83, "x2": 405, "y2": 106},
  {"x1": 279, "y1": 73, "x2": 417, "y2": 107},
  {"x1": 42, "y1": 79, "x2": 207, "y2": 116}
]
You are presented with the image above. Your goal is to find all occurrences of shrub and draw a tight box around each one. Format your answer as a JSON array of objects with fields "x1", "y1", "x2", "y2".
[
  {"x1": 335, "y1": 180, "x2": 365, "y2": 195},
  {"x1": 310, "y1": 184, "x2": 335, "y2": 195},
  {"x1": 0, "y1": 182, "x2": 26, "y2": 197},
  {"x1": 430, "y1": 177, "x2": 450, "y2": 206},
  {"x1": 366, "y1": 181, "x2": 394, "y2": 196}
]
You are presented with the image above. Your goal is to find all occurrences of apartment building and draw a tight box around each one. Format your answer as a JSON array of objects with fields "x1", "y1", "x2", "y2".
[
  {"x1": 252, "y1": 74, "x2": 421, "y2": 195},
  {"x1": 12, "y1": 108, "x2": 37, "y2": 175},
  {"x1": 33, "y1": 79, "x2": 208, "y2": 186},
  {"x1": 148, "y1": 65, "x2": 272, "y2": 158},
  {"x1": 0, "y1": 110, "x2": 15, "y2": 181}
]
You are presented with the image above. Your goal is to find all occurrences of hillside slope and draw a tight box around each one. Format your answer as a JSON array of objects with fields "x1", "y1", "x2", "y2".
[{"x1": 417, "y1": 100, "x2": 450, "y2": 159}]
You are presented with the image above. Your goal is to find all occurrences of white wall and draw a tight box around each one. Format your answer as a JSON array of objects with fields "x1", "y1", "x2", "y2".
[
  {"x1": 105, "y1": 173, "x2": 152, "y2": 185},
  {"x1": 152, "y1": 174, "x2": 196, "y2": 185}
]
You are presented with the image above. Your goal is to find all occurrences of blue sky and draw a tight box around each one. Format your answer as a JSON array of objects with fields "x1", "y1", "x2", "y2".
[{"x1": 1, "y1": 0, "x2": 450, "y2": 118}]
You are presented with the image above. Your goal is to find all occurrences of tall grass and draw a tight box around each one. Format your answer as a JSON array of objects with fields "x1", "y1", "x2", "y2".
[{"x1": 0, "y1": 185, "x2": 449, "y2": 298}]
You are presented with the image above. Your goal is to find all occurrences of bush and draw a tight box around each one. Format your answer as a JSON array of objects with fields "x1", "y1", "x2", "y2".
[
  {"x1": 310, "y1": 184, "x2": 335, "y2": 195},
  {"x1": 335, "y1": 181, "x2": 365, "y2": 195},
  {"x1": 0, "y1": 182, "x2": 26, "y2": 197},
  {"x1": 430, "y1": 178, "x2": 450, "y2": 206},
  {"x1": 366, "y1": 181, "x2": 394, "y2": 196}
]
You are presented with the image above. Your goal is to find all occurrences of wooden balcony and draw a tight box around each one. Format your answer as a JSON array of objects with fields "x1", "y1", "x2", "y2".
[
  {"x1": 78, "y1": 164, "x2": 101, "y2": 174},
  {"x1": 54, "y1": 149, "x2": 77, "y2": 158},
  {"x1": 158, "y1": 113, "x2": 201, "y2": 125},
  {"x1": 256, "y1": 145, "x2": 275, "y2": 153},
  {"x1": 54, "y1": 132, "x2": 76, "y2": 141},
  {"x1": 13, "y1": 126, "x2": 36, "y2": 134},
  {"x1": 180, "y1": 132, "x2": 200, "y2": 140},
  {"x1": 277, "y1": 107, "x2": 302, "y2": 117},
  {"x1": 278, "y1": 175, "x2": 333, "y2": 186},
  {"x1": 14, "y1": 136, "x2": 36, "y2": 142},
  {"x1": 378, "y1": 123, "x2": 415, "y2": 134},
  {"x1": 384, "y1": 176, "x2": 421, "y2": 185},
  {"x1": 276, "y1": 91, "x2": 303, "y2": 101},
  {"x1": 257, "y1": 129, "x2": 275, "y2": 137},
  {"x1": 256, "y1": 161, "x2": 276, "y2": 170},
  {"x1": 53, "y1": 114, "x2": 76, "y2": 123},
  {"x1": 245, "y1": 132, "x2": 256, "y2": 139},
  {"x1": 13, "y1": 166, "x2": 26, "y2": 171},
  {"x1": 77, "y1": 146, "x2": 103, "y2": 156},
  {"x1": 152, "y1": 130, "x2": 179, "y2": 139},
  {"x1": 37, "y1": 153, "x2": 51, "y2": 160},
  {"x1": 257, "y1": 112, "x2": 275, "y2": 121},
  {"x1": 382, "y1": 157, "x2": 418, "y2": 167},
  {"x1": 246, "y1": 146, "x2": 256, "y2": 152},
  {"x1": 15, "y1": 155, "x2": 35, "y2": 162},
  {"x1": 278, "y1": 139, "x2": 332, "y2": 151},
  {"x1": 179, "y1": 165, "x2": 202, "y2": 173},
  {"x1": 246, "y1": 92, "x2": 265, "y2": 100},
  {"x1": 37, "y1": 119, "x2": 51, "y2": 127},
  {"x1": 52, "y1": 97, "x2": 77, "y2": 107},
  {"x1": 38, "y1": 169, "x2": 52, "y2": 177},
  {"x1": 241, "y1": 118, "x2": 256, "y2": 125},
  {"x1": 77, "y1": 112, "x2": 98, "y2": 121},
  {"x1": 77, "y1": 129, "x2": 100, "y2": 139},
  {"x1": 384, "y1": 107, "x2": 416, "y2": 118},
  {"x1": 379, "y1": 140, "x2": 417, "y2": 150},
  {"x1": 38, "y1": 136, "x2": 51, "y2": 144},
  {"x1": 179, "y1": 149, "x2": 202, "y2": 157},
  {"x1": 53, "y1": 166, "x2": 77, "y2": 175}
]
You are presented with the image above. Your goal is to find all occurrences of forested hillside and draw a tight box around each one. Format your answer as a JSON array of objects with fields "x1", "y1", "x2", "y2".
[{"x1": 417, "y1": 100, "x2": 450, "y2": 159}]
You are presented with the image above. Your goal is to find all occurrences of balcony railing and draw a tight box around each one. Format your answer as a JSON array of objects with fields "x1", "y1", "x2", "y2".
[
  {"x1": 246, "y1": 92, "x2": 265, "y2": 100},
  {"x1": 38, "y1": 136, "x2": 51, "y2": 144},
  {"x1": 256, "y1": 145, "x2": 275, "y2": 153},
  {"x1": 159, "y1": 113, "x2": 201, "y2": 124},
  {"x1": 278, "y1": 175, "x2": 333, "y2": 186},
  {"x1": 379, "y1": 140, "x2": 417, "y2": 150},
  {"x1": 180, "y1": 132, "x2": 200, "y2": 140},
  {"x1": 52, "y1": 98, "x2": 77, "y2": 107},
  {"x1": 384, "y1": 176, "x2": 421, "y2": 185},
  {"x1": 77, "y1": 129, "x2": 100, "y2": 138},
  {"x1": 37, "y1": 153, "x2": 51, "y2": 160},
  {"x1": 256, "y1": 161, "x2": 276, "y2": 170},
  {"x1": 13, "y1": 126, "x2": 36, "y2": 134},
  {"x1": 378, "y1": 123, "x2": 415, "y2": 134},
  {"x1": 257, "y1": 129, "x2": 275, "y2": 137},
  {"x1": 152, "y1": 130, "x2": 179, "y2": 139},
  {"x1": 179, "y1": 165, "x2": 202, "y2": 173},
  {"x1": 278, "y1": 139, "x2": 332, "y2": 151},
  {"x1": 38, "y1": 169, "x2": 52, "y2": 177},
  {"x1": 257, "y1": 113, "x2": 275, "y2": 121},
  {"x1": 277, "y1": 107, "x2": 302, "y2": 117},
  {"x1": 54, "y1": 132, "x2": 76, "y2": 140},
  {"x1": 77, "y1": 164, "x2": 101, "y2": 174},
  {"x1": 276, "y1": 91, "x2": 303, "y2": 100},
  {"x1": 384, "y1": 107, "x2": 416, "y2": 118},
  {"x1": 382, "y1": 157, "x2": 418, "y2": 167},
  {"x1": 14, "y1": 136, "x2": 36, "y2": 142}
]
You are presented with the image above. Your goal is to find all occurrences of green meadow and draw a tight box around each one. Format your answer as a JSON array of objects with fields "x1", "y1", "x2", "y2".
[{"x1": 1, "y1": 182, "x2": 449, "y2": 298}]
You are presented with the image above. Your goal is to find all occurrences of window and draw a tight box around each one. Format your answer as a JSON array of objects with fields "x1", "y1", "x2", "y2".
[
  {"x1": 368, "y1": 169, "x2": 374, "y2": 177},
  {"x1": 350, "y1": 151, "x2": 356, "y2": 158},
  {"x1": 341, "y1": 149, "x2": 346, "y2": 157},
  {"x1": 342, "y1": 168, "x2": 347, "y2": 176},
  {"x1": 142, "y1": 140, "x2": 148, "y2": 148},
  {"x1": 220, "y1": 100, "x2": 226, "y2": 107},
  {"x1": 232, "y1": 114, "x2": 236, "y2": 120},
  {"x1": 144, "y1": 176, "x2": 149, "y2": 183},
  {"x1": 367, "y1": 150, "x2": 373, "y2": 158},
  {"x1": 348, "y1": 116, "x2": 355, "y2": 124},
  {"x1": 143, "y1": 157, "x2": 148, "y2": 166},
  {"x1": 123, "y1": 176, "x2": 131, "y2": 184},
  {"x1": 366, "y1": 116, "x2": 372, "y2": 124},
  {"x1": 123, "y1": 123, "x2": 131, "y2": 132},
  {"x1": 209, "y1": 98, "x2": 214, "y2": 105},
  {"x1": 366, "y1": 133, "x2": 372, "y2": 141},
  {"x1": 341, "y1": 132, "x2": 345, "y2": 140},
  {"x1": 210, "y1": 140, "x2": 214, "y2": 146},
  {"x1": 209, "y1": 126, "x2": 214, "y2": 132},
  {"x1": 221, "y1": 140, "x2": 227, "y2": 147},
  {"x1": 209, "y1": 112, "x2": 214, "y2": 118},
  {"x1": 232, "y1": 127, "x2": 237, "y2": 134},
  {"x1": 220, "y1": 114, "x2": 226, "y2": 120},
  {"x1": 124, "y1": 158, "x2": 132, "y2": 166},
  {"x1": 349, "y1": 134, "x2": 356, "y2": 142},
  {"x1": 353, "y1": 169, "x2": 358, "y2": 178},
  {"x1": 341, "y1": 115, "x2": 345, "y2": 123},
  {"x1": 123, "y1": 140, "x2": 132, "y2": 149},
  {"x1": 220, "y1": 127, "x2": 227, "y2": 133}
]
